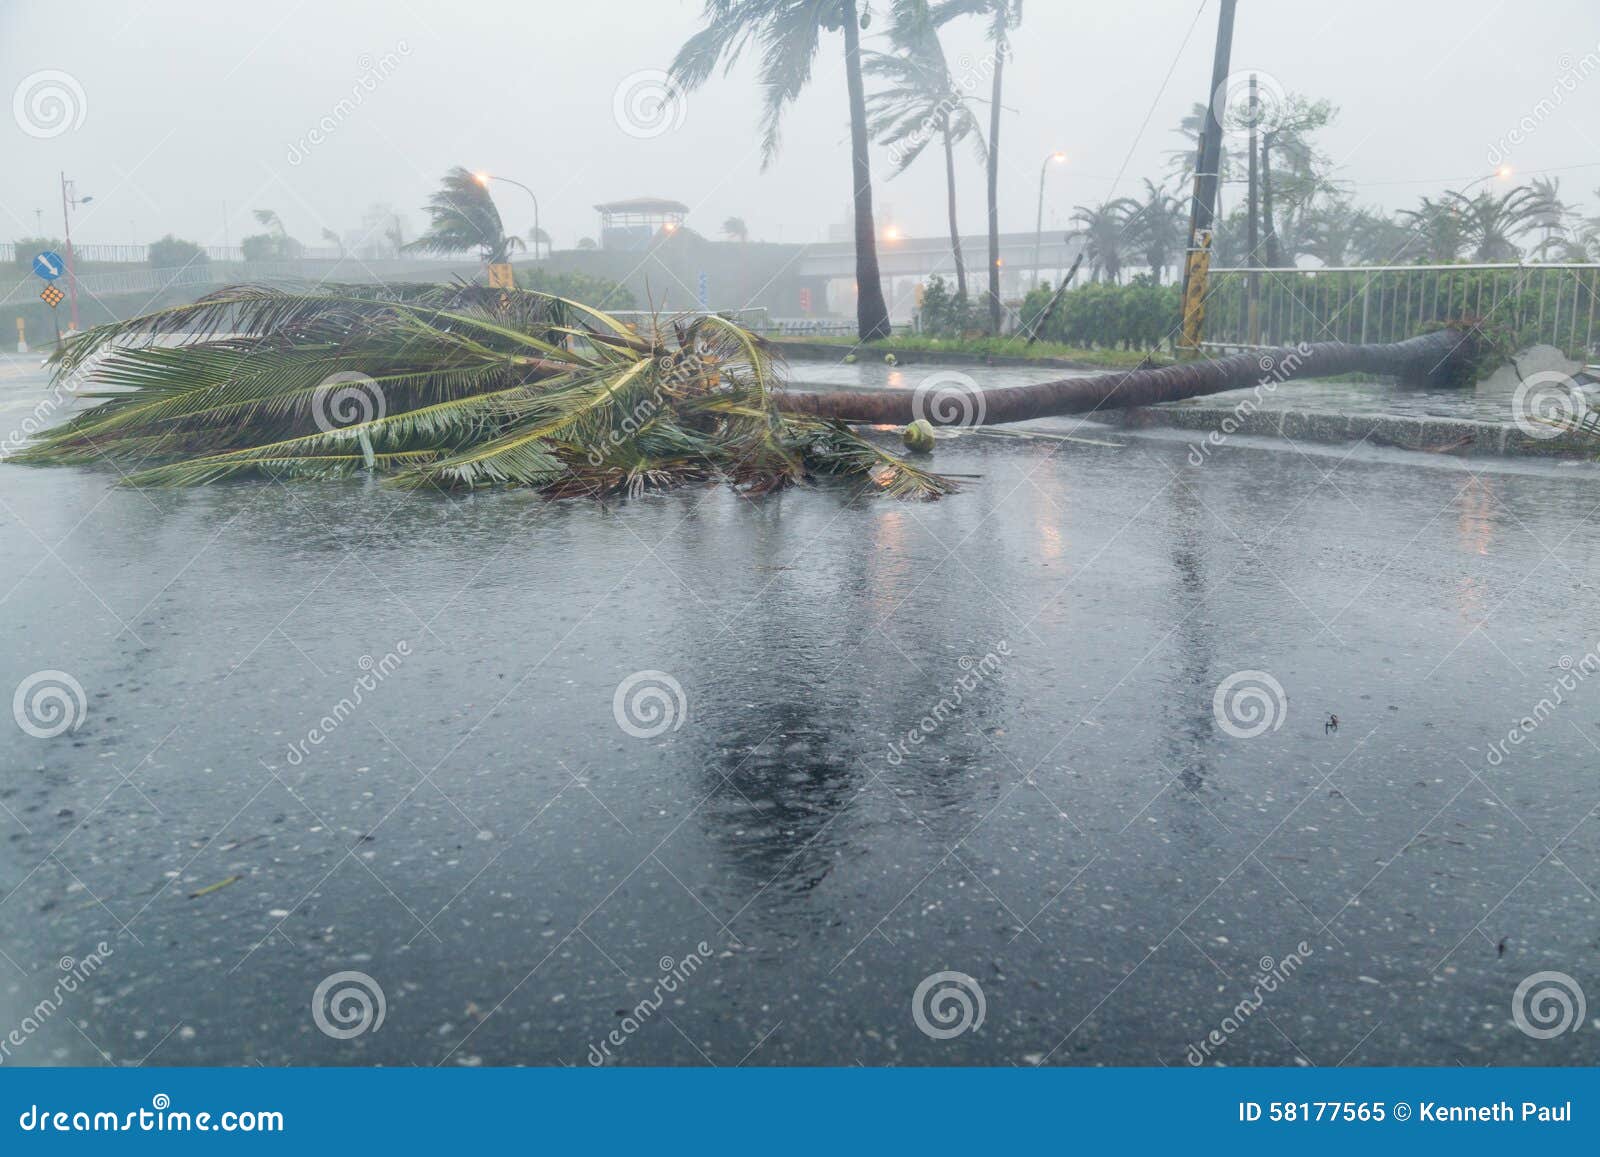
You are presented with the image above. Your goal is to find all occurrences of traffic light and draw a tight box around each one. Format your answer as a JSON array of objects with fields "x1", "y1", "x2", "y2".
[{"x1": 799, "y1": 287, "x2": 812, "y2": 314}]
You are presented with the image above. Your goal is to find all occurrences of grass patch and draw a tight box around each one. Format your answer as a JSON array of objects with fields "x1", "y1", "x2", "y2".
[{"x1": 771, "y1": 333, "x2": 1171, "y2": 368}]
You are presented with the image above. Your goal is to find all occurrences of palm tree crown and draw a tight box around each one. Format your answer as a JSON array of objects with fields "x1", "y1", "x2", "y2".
[
  {"x1": 672, "y1": 0, "x2": 891, "y2": 340},
  {"x1": 865, "y1": 0, "x2": 982, "y2": 298},
  {"x1": 1071, "y1": 199, "x2": 1138, "y2": 283},
  {"x1": 404, "y1": 167, "x2": 525, "y2": 264},
  {"x1": 1122, "y1": 179, "x2": 1186, "y2": 282}
]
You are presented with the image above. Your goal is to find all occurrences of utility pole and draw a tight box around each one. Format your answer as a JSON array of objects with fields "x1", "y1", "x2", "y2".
[
  {"x1": 1246, "y1": 73, "x2": 1261, "y2": 346},
  {"x1": 1180, "y1": 0, "x2": 1237, "y2": 351}
]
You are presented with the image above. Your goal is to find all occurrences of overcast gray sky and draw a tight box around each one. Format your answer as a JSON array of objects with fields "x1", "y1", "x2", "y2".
[{"x1": 3, "y1": 0, "x2": 1598, "y2": 251}]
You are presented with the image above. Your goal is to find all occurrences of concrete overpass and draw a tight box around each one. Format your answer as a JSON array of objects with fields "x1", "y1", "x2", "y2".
[
  {"x1": 795, "y1": 230, "x2": 1084, "y2": 281},
  {"x1": 794, "y1": 230, "x2": 1085, "y2": 321}
]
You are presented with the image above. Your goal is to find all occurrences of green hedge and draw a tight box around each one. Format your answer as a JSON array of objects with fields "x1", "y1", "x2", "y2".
[
  {"x1": 1201, "y1": 267, "x2": 1600, "y2": 359},
  {"x1": 1019, "y1": 278, "x2": 1181, "y2": 351}
]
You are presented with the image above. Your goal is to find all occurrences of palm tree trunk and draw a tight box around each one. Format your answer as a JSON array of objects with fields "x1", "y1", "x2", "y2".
[
  {"x1": 942, "y1": 126, "x2": 968, "y2": 300},
  {"x1": 777, "y1": 328, "x2": 1485, "y2": 425},
  {"x1": 984, "y1": 34, "x2": 1005, "y2": 333},
  {"x1": 1261, "y1": 134, "x2": 1282, "y2": 268},
  {"x1": 842, "y1": 2, "x2": 892, "y2": 342}
]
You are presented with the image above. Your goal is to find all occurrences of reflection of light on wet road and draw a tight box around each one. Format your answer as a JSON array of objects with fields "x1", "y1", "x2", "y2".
[
  {"x1": 1454, "y1": 479, "x2": 1498, "y2": 626},
  {"x1": 1025, "y1": 466, "x2": 1072, "y2": 565},
  {"x1": 1455, "y1": 476, "x2": 1498, "y2": 558}
]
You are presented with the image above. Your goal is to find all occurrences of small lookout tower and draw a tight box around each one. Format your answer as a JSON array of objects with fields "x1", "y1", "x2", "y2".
[{"x1": 594, "y1": 198, "x2": 689, "y2": 251}]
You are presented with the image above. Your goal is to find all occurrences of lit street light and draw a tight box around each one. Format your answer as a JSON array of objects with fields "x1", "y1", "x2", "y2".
[
  {"x1": 474, "y1": 171, "x2": 542, "y2": 260},
  {"x1": 1033, "y1": 151, "x2": 1066, "y2": 289}
]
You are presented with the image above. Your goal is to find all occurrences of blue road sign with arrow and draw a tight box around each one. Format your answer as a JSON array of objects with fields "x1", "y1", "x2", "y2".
[{"x1": 32, "y1": 251, "x2": 65, "y2": 281}]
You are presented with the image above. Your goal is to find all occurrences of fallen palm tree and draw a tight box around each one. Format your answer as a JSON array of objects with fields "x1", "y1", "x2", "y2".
[
  {"x1": 13, "y1": 283, "x2": 956, "y2": 498},
  {"x1": 776, "y1": 327, "x2": 1492, "y2": 427},
  {"x1": 13, "y1": 286, "x2": 1493, "y2": 501}
]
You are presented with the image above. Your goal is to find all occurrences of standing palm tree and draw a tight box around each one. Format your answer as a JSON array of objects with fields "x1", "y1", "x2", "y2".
[
  {"x1": 1123, "y1": 179, "x2": 1186, "y2": 282},
  {"x1": 865, "y1": 0, "x2": 982, "y2": 299},
  {"x1": 404, "y1": 166, "x2": 524, "y2": 264},
  {"x1": 1397, "y1": 197, "x2": 1467, "y2": 263},
  {"x1": 1167, "y1": 102, "x2": 1231, "y2": 224},
  {"x1": 932, "y1": 0, "x2": 1023, "y2": 332},
  {"x1": 1443, "y1": 185, "x2": 1549, "y2": 262},
  {"x1": 672, "y1": 1, "x2": 891, "y2": 341},
  {"x1": 1071, "y1": 199, "x2": 1137, "y2": 283},
  {"x1": 1527, "y1": 176, "x2": 1571, "y2": 260}
]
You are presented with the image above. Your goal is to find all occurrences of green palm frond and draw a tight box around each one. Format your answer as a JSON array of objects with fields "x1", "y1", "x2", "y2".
[{"x1": 13, "y1": 283, "x2": 957, "y2": 501}]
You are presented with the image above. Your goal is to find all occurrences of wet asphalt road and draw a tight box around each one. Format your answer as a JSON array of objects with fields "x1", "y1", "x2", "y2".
[{"x1": 2, "y1": 357, "x2": 1599, "y2": 1067}]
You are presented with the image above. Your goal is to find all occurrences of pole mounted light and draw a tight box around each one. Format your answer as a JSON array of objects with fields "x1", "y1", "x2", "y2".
[
  {"x1": 1033, "y1": 151, "x2": 1067, "y2": 290},
  {"x1": 474, "y1": 171, "x2": 542, "y2": 260},
  {"x1": 59, "y1": 172, "x2": 93, "y2": 332}
]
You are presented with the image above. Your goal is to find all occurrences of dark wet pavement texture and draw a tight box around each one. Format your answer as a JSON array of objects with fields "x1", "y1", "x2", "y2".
[{"x1": 3, "y1": 361, "x2": 1600, "y2": 1067}]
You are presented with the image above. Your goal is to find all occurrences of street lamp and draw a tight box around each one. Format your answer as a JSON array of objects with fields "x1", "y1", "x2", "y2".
[
  {"x1": 1033, "y1": 151, "x2": 1066, "y2": 289},
  {"x1": 59, "y1": 172, "x2": 93, "y2": 332},
  {"x1": 1460, "y1": 165, "x2": 1513, "y2": 194},
  {"x1": 474, "y1": 171, "x2": 541, "y2": 260}
]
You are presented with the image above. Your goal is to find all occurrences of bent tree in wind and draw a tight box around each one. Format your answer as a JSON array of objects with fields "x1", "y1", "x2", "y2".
[{"x1": 671, "y1": 0, "x2": 893, "y2": 342}]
